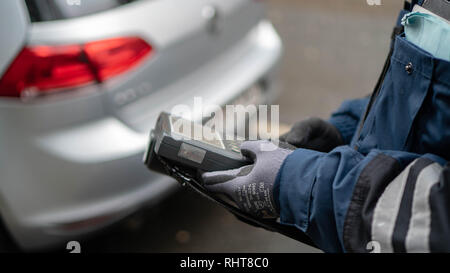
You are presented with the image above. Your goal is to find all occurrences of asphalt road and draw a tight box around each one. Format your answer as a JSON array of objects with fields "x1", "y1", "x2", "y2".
[{"x1": 77, "y1": 0, "x2": 404, "y2": 253}]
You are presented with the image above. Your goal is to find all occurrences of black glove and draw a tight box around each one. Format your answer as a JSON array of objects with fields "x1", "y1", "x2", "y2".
[{"x1": 279, "y1": 117, "x2": 344, "y2": 152}]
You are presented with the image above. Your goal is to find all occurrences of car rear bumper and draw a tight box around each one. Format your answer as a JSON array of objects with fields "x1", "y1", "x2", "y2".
[{"x1": 0, "y1": 21, "x2": 283, "y2": 250}]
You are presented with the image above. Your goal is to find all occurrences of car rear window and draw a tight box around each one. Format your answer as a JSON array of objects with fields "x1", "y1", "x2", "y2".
[{"x1": 25, "y1": 0, "x2": 142, "y2": 22}]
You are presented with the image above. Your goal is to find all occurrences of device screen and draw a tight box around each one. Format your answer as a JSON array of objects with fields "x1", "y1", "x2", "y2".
[{"x1": 170, "y1": 116, "x2": 225, "y2": 149}]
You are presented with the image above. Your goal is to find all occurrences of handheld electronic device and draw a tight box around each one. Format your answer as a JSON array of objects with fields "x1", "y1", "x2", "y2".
[
  {"x1": 144, "y1": 112, "x2": 250, "y2": 174},
  {"x1": 421, "y1": 0, "x2": 450, "y2": 22}
]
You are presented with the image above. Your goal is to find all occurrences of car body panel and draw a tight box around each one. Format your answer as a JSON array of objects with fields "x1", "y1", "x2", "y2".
[{"x1": 0, "y1": 0, "x2": 28, "y2": 75}]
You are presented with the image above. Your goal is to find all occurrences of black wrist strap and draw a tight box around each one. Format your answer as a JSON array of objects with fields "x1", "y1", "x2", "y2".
[{"x1": 156, "y1": 154, "x2": 318, "y2": 249}]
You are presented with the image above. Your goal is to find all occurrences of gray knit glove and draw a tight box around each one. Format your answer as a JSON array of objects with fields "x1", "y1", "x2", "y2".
[{"x1": 201, "y1": 140, "x2": 294, "y2": 219}]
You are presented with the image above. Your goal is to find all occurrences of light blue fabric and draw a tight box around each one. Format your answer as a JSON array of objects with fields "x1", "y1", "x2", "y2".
[{"x1": 402, "y1": 11, "x2": 450, "y2": 62}]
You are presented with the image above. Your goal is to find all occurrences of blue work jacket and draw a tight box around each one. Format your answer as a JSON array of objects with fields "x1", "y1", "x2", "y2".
[{"x1": 274, "y1": 2, "x2": 450, "y2": 252}]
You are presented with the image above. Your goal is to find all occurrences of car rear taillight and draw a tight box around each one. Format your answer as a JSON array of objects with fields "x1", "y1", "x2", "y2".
[
  {"x1": 84, "y1": 37, "x2": 152, "y2": 82},
  {"x1": 0, "y1": 37, "x2": 152, "y2": 98}
]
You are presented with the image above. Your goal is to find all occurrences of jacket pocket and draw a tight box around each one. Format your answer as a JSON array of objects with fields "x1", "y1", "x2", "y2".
[{"x1": 358, "y1": 35, "x2": 433, "y2": 153}]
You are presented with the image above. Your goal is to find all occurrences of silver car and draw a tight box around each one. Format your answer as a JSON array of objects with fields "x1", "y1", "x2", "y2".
[{"x1": 0, "y1": 0, "x2": 282, "y2": 250}]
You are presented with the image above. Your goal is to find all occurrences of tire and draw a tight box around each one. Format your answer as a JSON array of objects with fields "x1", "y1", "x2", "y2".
[{"x1": 0, "y1": 218, "x2": 19, "y2": 252}]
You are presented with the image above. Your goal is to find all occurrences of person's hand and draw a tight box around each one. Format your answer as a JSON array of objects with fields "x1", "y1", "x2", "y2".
[
  {"x1": 201, "y1": 140, "x2": 294, "y2": 219},
  {"x1": 280, "y1": 117, "x2": 343, "y2": 152}
]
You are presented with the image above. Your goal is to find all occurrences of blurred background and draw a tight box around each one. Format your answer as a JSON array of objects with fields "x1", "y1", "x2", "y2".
[{"x1": 80, "y1": 0, "x2": 404, "y2": 253}]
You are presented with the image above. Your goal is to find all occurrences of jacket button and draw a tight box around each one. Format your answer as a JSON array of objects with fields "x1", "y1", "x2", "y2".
[{"x1": 405, "y1": 62, "x2": 413, "y2": 74}]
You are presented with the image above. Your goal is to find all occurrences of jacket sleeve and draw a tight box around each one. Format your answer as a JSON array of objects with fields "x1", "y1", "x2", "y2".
[
  {"x1": 273, "y1": 146, "x2": 448, "y2": 253},
  {"x1": 328, "y1": 97, "x2": 369, "y2": 145}
]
